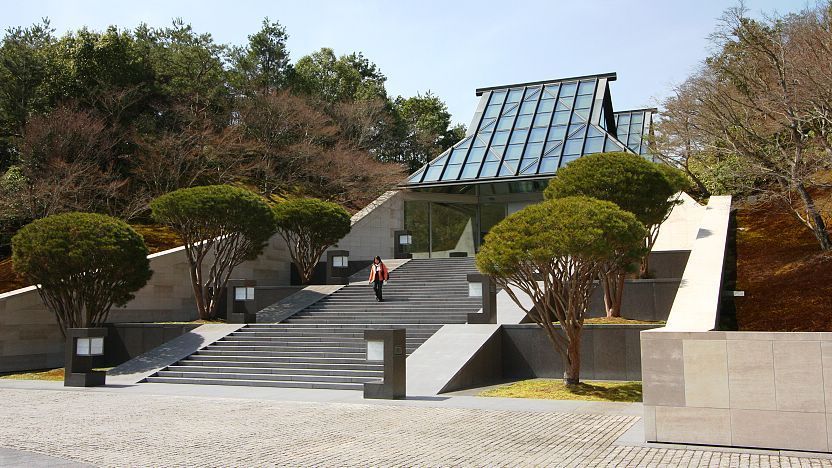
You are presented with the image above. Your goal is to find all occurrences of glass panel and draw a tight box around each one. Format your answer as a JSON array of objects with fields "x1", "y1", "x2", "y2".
[
  {"x1": 584, "y1": 136, "x2": 604, "y2": 153},
  {"x1": 628, "y1": 142, "x2": 641, "y2": 152},
  {"x1": 552, "y1": 111, "x2": 570, "y2": 125},
  {"x1": 509, "y1": 130, "x2": 528, "y2": 145},
  {"x1": 479, "y1": 203, "x2": 507, "y2": 247},
  {"x1": 556, "y1": 100, "x2": 571, "y2": 111},
  {"x1": 568, "y1": 124, "x2": 586, "y2": 138},
  {"x1": 442, "y1": 164, "x2": 462, "y2": 180},
  {"x1": 519, "y1": 101, "x2": 537, "y2": 115},
  {"x1": 587, "y1": 125, "x2": 605, "y2": 138},
  {"x1": 577, "y1": 80, "x2": 596, "y2": 95},
  {"x1": 480, "y1": 161, "x2": 499, "y2": 177},
  {"x1": 449, "y1": 148, "x2": 468, "y2": 164},
  {"x1": 618, "y1": 114, "x2": 631, "y2": 124},
  {"x1": 499, "y1": 162, "x2": 517, "y2": 176},
  {"x1": 523, "y1": 142, "x2": 543, "y2": 157},
  {"x1": 574, "y1": 108, "x2": 589, "y2": 121},
  {"x1": 489, "y1": 90, "x2": 507, "y2": 105},
  {"x1": 404, "y1": 200, "x2": 430, "y2": 258},
  {"x1": 407, "y1": 167, "x2": 425, "y2": 183},
  {"x1": 537, "y1": 99, "x2": 555, "y2": 113},
  {"x1": 501, "y1": 103, "x2": 518, "y2": 117},
  {"x1": 424, "y1": 164, "x2": 444, "y2": 182},
  {"x1": 488, "y1": 146, "x2": 505, "y2": 160},
  {"x1": 631, "y1": 113, "x2": 644, "y2": 125},
  {"x1": 455, "y1": 137, "x2": 472, "y2": 149},
  {"x1": 430, "y1": 203, "x2": 476, "y2": 258},
  {"x1": 497, "y1": 117, "x2": 514, "y2": 131},
  {"x1": 479, "y1": 118, "x2": 496, "y2": 133},
  {"x1": 548, "y1": 125, "x2": 568, "y2": 141},
  {"x1": 561, "y1": 155, "x2": 580, "y2": 165},
  {"x1": 473, "y1": 136, "x2": 488, "y2": 148},
  {"x1": 528, "y1": 128, "x2": 547, "y2": 143},
  {"x1": 523, "y1": 87, "x2": 541, "y2": 101},
  {"x1": 467, "y1": 147, "x2": 486, "y2": 162},
  {"x1": 491, "y1": 130, "x2": 509, "y2": 146},
  {"x1": 533, "y1": 112, "x2": 552, "y2": 127},
  {"x1": 574, "y1": 95, "x2": 593, "y2": 109},
  {"x1": 604, "y1": 137, "x2": 625, "y2": 152},
  {"x1": 543, "y1": 84, "x2": 560, "y2": 98},
  {"x1": 506, "y1": 88, "x2": 523, "y2": 103},
  {"x1": 461, "y1": 163, "x2": 480, "y2": 179},
  {"x1": 484, "y1": 104, "x2": 501, "y2": 118},
  {"x1": 560, "y1": 82, "x2": 578, "y2": 97},
  {"x1": 505, "y1": 143, "x2": 524, "y2": 160},
  {"x1": 519, "y1": 158, "x2": 539, "y2": 174},
  {"x1": 563, "y1": 138, "x2": 583, "y2": 155},
  {"x1": 539, "y1": 157, "x2": 559, "y2": 173},
  {"x1": 544, "y1": 140, "x2": 563, "y2": 156},
  {"x1": 515, "y1": 114, "x2": 533, "y2": 128}
]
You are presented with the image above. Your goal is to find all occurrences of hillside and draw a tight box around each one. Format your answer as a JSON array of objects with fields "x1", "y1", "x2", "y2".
[{"x1": 734, "y1": 190, "x2": 832, "y2": 331}]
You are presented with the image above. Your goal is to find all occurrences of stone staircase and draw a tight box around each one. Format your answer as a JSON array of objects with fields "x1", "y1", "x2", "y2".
[{"x1": 146, "y1": 257, "x2": 481, "y2": 390}]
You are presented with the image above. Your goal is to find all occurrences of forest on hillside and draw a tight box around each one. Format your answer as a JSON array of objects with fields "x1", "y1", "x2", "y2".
[{"x1": 0, "y1": 18, "x2": 465, "y2": 252}]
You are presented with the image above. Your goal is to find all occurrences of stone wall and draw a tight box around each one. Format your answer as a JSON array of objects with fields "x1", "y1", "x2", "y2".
[
  {"x1": 329, "y1": 191, "x2": 404, "y2": 261},
  {"x1": 642, "y1": 330, "x2": 832, "y2": 453}
]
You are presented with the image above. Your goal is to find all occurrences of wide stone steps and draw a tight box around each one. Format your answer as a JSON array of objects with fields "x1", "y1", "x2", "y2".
[{"x1": 148, "y1": 258, "x2": 481, "y2": 390}]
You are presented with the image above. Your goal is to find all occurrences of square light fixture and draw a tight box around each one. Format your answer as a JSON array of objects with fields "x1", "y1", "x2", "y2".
[
  {"x1": 235, "y1": 287, "x2": 255, "y2": 301},
  {"x1": 76, "y1": 337, "x2": 104, "y2": 356},
  {"x1": 468, "y1": 281, "x2": 483, "y2": 298},
  {"x1": 366, "y1": 340, "x2": 384, "y2": 362},
  {"x1": 332, "y1": 255, "x2": 349, "y2": 268},
  {"x1": 399, "y1": 234, "x2": 413, "y2": 246}
]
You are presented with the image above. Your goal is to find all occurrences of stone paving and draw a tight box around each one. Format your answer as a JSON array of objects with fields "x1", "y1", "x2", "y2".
[{"x1": 0, "y1": 388, "x2": 831, "y2": 467}]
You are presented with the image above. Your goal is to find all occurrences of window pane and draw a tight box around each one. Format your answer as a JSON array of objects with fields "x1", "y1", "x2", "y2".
[
  {"x1": 479, "y1": 118, "x2": 495, "y2": 133},
  {"x1": 407, "y1": 167, "x2": 425, "y2": 183},
  {"x1": 515, "y1": 114, "x2": 533, "y2": 128},
  {"x1": 548, "y1": 125, "x2": 568, "y2": 141},
  {"x1": 556, "y1": 100, "x2": 571, "y2": 111},
  {"x1": 461, "y1": 163, "x2": 480, "y2": 179},
  {"x1": 473, "y1": 136, "x2": 488, "y2": 147},
  {"x1": 497, "y1": 117, "x2": 514, "y2": 131},
  {"x1": 561, "y1": 155, "x2": 580, "y2": 165},
  {"x1": 552, "y1": 111, "x2": 570, "y2": 125},
  {"x1": 484, "y1": 104, "x2": 501, "y2": 118},
  {"x1": 499, "y1": 162, "x2": 517, "y2": 176},
  {"x1": 537, "y1": 99, "x2": 555, "y2": 113},
  {"x1": 509, "y1": 130, "x2": 529, "y2": 145},
  {"x1": 573, "y1": 108, "x2": 589, "y2": 122},
  {"x1": 455, "y1": 137, "x2": 472, "y2": 149},
  {"x1": 441, "y1": 164, "x2": 462, "y2": 180},
  {"x1": 467, "y1": 147, "x2": 486, "y2": 162},
  {"x1": 543, "y1": 84, "x2": 559, "y2": 98},
  {"x1": 523, "y1": 87, "x2": 541, "y2": 101},
  {"x1": 584, "y1": 136, "x2": 604, "y2": 153},
  {"x1": 577, "y1": 80, "x2": 596, "y2": 95},
  {"x1": 544, "y1": 140, "x2": 563, "y2": 155},
  {"x1": 618, "y1": 114, "x2": 631, "y2": 124},
  {"x1": 488, "y1": 146, "x2": 504, "y2": 160},
  {"x1": 574, "y1": 95, "x2": 593, "y2": 109},
  {"x1": 481, "y1": 161, "x2": 499, "y2": 177},
  {"x1": 539, "y1": 157, "x2": 559, "y2": 173},
  {"x1": 520, "y1": 158, "x2": 539, "y2": 174},
  {"x1": 533, "y1": 112, "x2": 552, "y2": 127},
  {"x1": 563, "y1": 139, "x2": 583, "y2": 155},
  {"x1": 560, "y1": 82, "x2": 578, "y2": 97},
  {"x1": 568, "y1": 124, "x2": 586, "y2": 138},
  {"x1": 528, "y1": 128, "x2": 547, "y2": 143},
  {"x1": 449, "y1": 148, "x2": 468, "y2": 164},
  {"x1": 491, "y1": 130, "x2": 509, "y2": 146},
  {"x1": 604, "y1": 137, "x2": 625, "y2": 152},
  {"x1": 505, "y1": 144, "x2": 524, "y2": 160},
  {"x1": 524, "y1": 142, "x2": 543, "y2": 158},
  {"x1": 587, "y1": 125, "x2": 605, "y2": 138},
  {"x1": 506, "y1": 89, "x2": 523, "y2": 103},
  {"x1": 501, "y1": 103, "x2": 518, "y2": 117},
  {"x1": 631, "y1": 113, "x2": 644, "y2": 125},
  {"x1": 519, "y1": 101, "x2": 537, "y2": 115},
  {"x1": 489, "y1": 90, "x2": 507, "y2": 105},
  {"x1": 424, "y1": 164, "x2": 444, "y2": 181}
]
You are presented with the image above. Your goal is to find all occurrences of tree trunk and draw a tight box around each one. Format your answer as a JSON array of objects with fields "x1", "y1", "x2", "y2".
[
  {"x1": 564, "y1": 332, "x2": 581, "y2": 385},
  {"x1": 795, "y1": 181, "x2": 831, "y2": 251},
  {"x1": 602, "y1": 270, "x2": 625, "y2": 318}
]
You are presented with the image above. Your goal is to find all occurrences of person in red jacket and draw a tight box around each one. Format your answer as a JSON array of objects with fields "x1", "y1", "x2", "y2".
[{"x1": 368, "y1": 256, "x2": 389, "y2": 302}]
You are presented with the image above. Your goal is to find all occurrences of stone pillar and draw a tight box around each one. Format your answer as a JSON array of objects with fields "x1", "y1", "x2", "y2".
[
  {"x1": 226, "y1": 279, "x2": 257, "y2": 324},
  {"x1": 363, "y1": 328, "x2": 406, "y2": 399},
  {"x1": 65, "y1": 327, "x2": 108, "y2": 387},
  {"x1": 326, "y1": 250, "x2": 350, "y2": 285},
  {"x1": 466, "y1": 273, "x2": 497, "y2": 324}
]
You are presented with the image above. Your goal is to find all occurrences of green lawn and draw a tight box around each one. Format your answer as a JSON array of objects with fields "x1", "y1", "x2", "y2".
[{"x1": 479, "y1": 379, "x2": 642, "y2": 402}]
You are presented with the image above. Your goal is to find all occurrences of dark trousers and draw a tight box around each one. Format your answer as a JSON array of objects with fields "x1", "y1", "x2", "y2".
[{"x1": 373, "y1": 280, "x2": 384, "y2": 301}]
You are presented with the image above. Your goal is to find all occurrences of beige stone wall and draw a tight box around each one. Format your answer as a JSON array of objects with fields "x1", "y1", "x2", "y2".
[
  {"x1": 329, "y1": 190, "x2": 404, "y2": 261},
  {"x1": 642, "y1": 331, "x2": 832, "y2": 453}
]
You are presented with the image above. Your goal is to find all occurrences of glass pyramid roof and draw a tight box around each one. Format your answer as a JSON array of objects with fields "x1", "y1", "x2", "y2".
[
  {"x1": 405, "y1": 73, "x2": 641, "y2": 187},
  {"x1": 613, "y1": 109, "x2": 655, "y2": 156}
]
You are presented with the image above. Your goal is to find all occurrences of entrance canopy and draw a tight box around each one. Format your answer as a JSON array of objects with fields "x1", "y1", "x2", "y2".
[{"x1": 403, "y1": 72, "x2": 654, "y2": 189}]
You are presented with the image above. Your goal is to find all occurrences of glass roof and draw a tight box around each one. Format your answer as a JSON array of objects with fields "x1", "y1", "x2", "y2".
[
  {"x1": 405, "y1": 74, "x2": 642, "y2": 187},
  {"x1": 613, "y1": 110, "x2": 653, "y2": 156}
]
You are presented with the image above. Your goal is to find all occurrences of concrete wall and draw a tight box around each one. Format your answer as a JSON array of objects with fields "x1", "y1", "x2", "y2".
[
  {"x1": 329, "y1": 190, "x2": 404, "y2": 261},
  {"x1": 102, "y1": 323, "x2": 200, "y2": 367},
  {"x1": 653, "y1": 193, "x2": 707, "y2": 252},
  {"x1": 502, "y1": 324, "x2": 659, "y2": 382},
  {"x1": 587, "y1": 279, "x2": 680, "y2": 322},
  {"x1": 642, "y1": 331, "x2": 832, "y2": 453}
]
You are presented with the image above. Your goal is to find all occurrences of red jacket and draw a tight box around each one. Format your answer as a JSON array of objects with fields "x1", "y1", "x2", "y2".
[{"x1": 368, "y1": 262, "x2": 389, "y2": 282}]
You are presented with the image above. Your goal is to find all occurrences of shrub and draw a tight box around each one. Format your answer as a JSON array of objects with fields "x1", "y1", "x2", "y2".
[
  {"x1": 12, "y1": 212, "x2": 152, "y2": 334},
  {"x1": 272, "y1": 198, "x2": 351, "y2": 284},
  {"x1": 150, "y1": 185, "x2": 275, "y2": 319},
  {"x1": 476, "y1": 196, "x2": 645, "y2": 384}
]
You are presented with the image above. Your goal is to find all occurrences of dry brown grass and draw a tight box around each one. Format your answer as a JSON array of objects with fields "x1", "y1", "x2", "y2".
[{"x1": 735, "y1": 187, "x2": 832, "y2": 331}]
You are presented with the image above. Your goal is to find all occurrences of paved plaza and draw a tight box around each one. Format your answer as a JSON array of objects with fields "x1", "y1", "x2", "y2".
[{"x1": 0, "y1": 384, "x2": 830, "y2": 467}]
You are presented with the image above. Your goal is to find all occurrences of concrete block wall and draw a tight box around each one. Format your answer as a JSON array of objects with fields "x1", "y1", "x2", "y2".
[
  {"x1": 328, "y1": 190, "x2": 404, "y2": 261},
  {"x1": 642, "y1": 331, "x2": 832, "y2": 452}
]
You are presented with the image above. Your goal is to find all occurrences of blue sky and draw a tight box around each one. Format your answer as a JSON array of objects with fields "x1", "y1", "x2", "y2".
[{"x1": 3, "y1": 0, "x2": 806, "y2": 126}]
